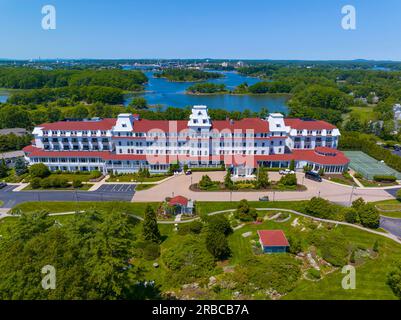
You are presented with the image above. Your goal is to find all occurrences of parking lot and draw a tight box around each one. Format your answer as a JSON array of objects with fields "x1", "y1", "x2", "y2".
[
  {"x1": 0, "y1": 184, "x2": 136, "y2": 208},
  {"x1": 96, "y1": 184, "x2": 136, "y2": 193}
]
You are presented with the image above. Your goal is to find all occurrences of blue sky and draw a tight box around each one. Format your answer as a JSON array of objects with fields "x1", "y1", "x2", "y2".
[{"x1": 0, "y1": 0, "x2": 400, "y2": 60}]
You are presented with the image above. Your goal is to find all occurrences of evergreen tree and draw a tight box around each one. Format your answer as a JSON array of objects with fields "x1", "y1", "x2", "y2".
[
  {"x1": 224, "y1": 168, "x2": 234, "y2": 190},
  {"x1": 142, "y1": 205, "x2": 161, "y2": 243},
  {"x1": 256, "y1": 167, "x2": 270, "y2": 189},
  {"x1": 0, "y1": 159, "x2": 7, "y2": 178}
]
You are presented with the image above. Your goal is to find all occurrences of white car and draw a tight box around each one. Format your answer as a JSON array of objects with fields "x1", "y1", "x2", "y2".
[{"x1": 279, "y1": 169, "x2": 295, "y2": 175}]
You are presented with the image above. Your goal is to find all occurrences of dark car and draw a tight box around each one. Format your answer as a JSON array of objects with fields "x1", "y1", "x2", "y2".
[
  {"x1": 259, "y1": 196, "x2": 270, "y2": 202},
  {"x1": 0, "y1": 182, "x2": 7, "y2": 189},
  {"x1": 305, "y1": 171, "x2": 322, "y2": 182}
]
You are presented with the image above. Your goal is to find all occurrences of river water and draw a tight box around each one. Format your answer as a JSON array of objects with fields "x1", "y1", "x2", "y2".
[{"x1": 0, "y1": 70, "x2": 289, "y2": 113}]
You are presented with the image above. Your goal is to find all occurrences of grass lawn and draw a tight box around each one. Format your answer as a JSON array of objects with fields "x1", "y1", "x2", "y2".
[
  {"x1": 46, "y1": 173, "x2": 98, "y2": 182},
  {"x1": 11, "y1": 201, "x2": 160, "y2": 217},
  {"x1": 285, "y1": 225, "x2": 400, "y2": 300},
  {"x1": 107, "y1": 174, "x2": 170, "y2": 183},
  {"x1": 358, "y1": 178, "x2": 398, "y2": 188},
  {"x1": 135, "y1": 184, "x2": 157, "y2": 191},
  {"x1": 22, "y1": 183, "x2": 94, "y2": 191},
  {"x1": 324, "y1": 174, "x2": 356, "y2": 186},
  {"x1": 374, "y1": 199, "x2": 401, "y2": 218},
  {"x1": 346, "y1": 106, "x2": 377, "y2": 122}
]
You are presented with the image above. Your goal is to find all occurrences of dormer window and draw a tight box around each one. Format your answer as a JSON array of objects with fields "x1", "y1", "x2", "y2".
[
  {"x1": 276, "y1": 124, "x2": 281, "y2": 128},
  {"x1": 122, "y1": 123, "x2": 127, "y2": 128}
]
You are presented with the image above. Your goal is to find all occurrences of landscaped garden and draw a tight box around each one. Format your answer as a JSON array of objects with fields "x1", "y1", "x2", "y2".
[
  {"x1": 107, "y1": 168, "x2": 171, "y2": 183},
  {"x1": 190, "y1": 169, "x2": 306, "y2": 192},
  {"x1": 21, "y1": 164, "x2": 103, "y2": 190},
  {"x1": 1, "y1": 198, "x2": 400, "y2": 300}
]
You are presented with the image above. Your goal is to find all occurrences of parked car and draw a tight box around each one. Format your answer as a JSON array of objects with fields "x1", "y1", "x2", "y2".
[
  {"x1": 305, "y1": 171, "x2": 322, "y2": 182},
  {"x1": 185, "y1": 170, "x2": 192, "y2": 175},
  {"x1": 259, "y1": 196, "x2": 270, "y2": 202},
  {"x1": 0, "y1": 182, "x2": 7, "y2": 189},
  {"x1": 279, "y1": 169, "x2": 295, "y2": 175}
]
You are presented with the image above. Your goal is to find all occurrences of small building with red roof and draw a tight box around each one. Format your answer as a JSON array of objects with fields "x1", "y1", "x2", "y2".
[
  {"x1": 257, "y1": 230, "x2": 290, "y2": 253},
  {"x1": 166, "y1": 195, "x2": 194, "y2": 215}
]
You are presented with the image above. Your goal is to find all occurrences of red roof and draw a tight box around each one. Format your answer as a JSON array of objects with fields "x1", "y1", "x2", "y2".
[
  {"x1": 38, "y1": 118, "x2": 116, "y2": 131},
  {"x1": 285, "y1": 118, "x2": 336, "y2": 130},
  {"x1": 212, "y1": 118, "x2": 268, "y2": 133},
  {"x1": 133, "y1": 120, "x2": 188, "y2": 132},
  {"x1": 169, "y1": 196, "x2": 189, "y2": 207},
  {"x1": 258, "y1": 230, "x2": 289, "y2": 247}
]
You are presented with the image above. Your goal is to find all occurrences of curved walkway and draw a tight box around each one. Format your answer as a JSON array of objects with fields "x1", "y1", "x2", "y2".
[{"x1": 3, "y1": 207, "x2": 399, "y2": 245}]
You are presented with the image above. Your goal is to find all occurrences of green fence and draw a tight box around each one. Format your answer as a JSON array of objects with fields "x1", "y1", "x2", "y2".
[{"x1": 344, "y1": 151, "x2": 401, "y2": 180}]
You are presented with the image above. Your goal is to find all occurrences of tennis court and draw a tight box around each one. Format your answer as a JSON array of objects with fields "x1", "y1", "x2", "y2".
[{"x1": 344, "y1": 151, "x2": 401, "y2": 180}]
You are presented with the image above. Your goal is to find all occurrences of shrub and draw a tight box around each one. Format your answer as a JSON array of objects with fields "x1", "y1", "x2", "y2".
[
  {"x1": 387, "y1": 262, "x2": 401, "y2": 299},
  {"x1": 177, "y1": 224, "x2": 190, "y2": 235},
  {"x1": 89, "y1": 170, "x2": 102, "y2": 179},
  {"x1": 30, "y1": 177, "x2": 41, "y2": 189},
  {"x1": 73, "y1": 179, "x2": 83, "y2": 189},
  {"x1": 396, "y1": 189, "x2": 401, "y2": 201},
  {"x1": 206, "y1": 231, "x2": 231, "y2": 260},
  {"x1": 354, "y1": 172, "x2": 363, "y2": 179},
  {"x1": 29, "y1": 163, "x2": 50, "y2": 178},
  {"x1": 279, "y1": 173, "x2": 297, "y2": 186},
  {"x1": 162, "y1": 235, "x2": 215, "y2": 284},
  {"x1": 207, "y1": 215, "x2": 232, "y2": 236},
  {"x1": 373, "y1": 175, "x2": 396, "y2": 182},
  {"x1": 234, "y1": 199, "x2": 257, "y2": 221},
  {"x1": 373, "y1": 240, "x2": 380, "y2": 253},
  {"x1": 40, "y1": 177, "x2": 52, "y2": 189},
  {"x1": 357, "y1": 203, "x2": 380, "y2": 229},
  {"x1": 256, "y1": 167, "x2": 270, "y2": 189},
  {"x1": 143, "y1": 242, "x2": 161, "y2": 261},
  {"x1": 304, "y1": 197, "x2": 336, "y2": 219},
  {"x1": 188, "y1": 221, "x2": 203, "y2": 234},
  {"x1": 307, "y1": 268, "x2": 321, "y2": 280},
  {"x1": 288, "y1": 235, "x2": 302, "y2": 254},
  {"x1": 344, "y1": 208, "x2": 359, "y2": 224},
  {"x1": 198, "y1": 175, "x2": 218, "y2": 190}
]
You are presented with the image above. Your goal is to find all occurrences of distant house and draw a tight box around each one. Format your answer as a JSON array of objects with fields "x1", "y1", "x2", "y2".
[
  {"x1": 394, "y1": 104, "x2": 401, "y2": 121},
  {"x1": 0, "y1": 128, "x2": 27, "y2": 137},
  {"x1": 257, "y1": 230, "x2": 290, "y2": 253},
  {"x1": 0, "y1": 150, "x2": 25, "y2": 167},
  {"x1": 166, "y1": 195, "x2": 194, "y2": 215}
]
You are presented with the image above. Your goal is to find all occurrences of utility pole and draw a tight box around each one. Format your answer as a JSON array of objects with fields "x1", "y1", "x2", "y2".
[{"x1": 349, "y1": 186, "x2": 356, "y2": 206}]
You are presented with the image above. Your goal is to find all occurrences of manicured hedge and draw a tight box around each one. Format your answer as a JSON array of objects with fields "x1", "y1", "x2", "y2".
[{"x1": 373, "y1": 175, "x2": 397, "y2": 182}]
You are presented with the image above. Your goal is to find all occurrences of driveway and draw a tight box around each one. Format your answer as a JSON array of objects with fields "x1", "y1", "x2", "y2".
[
  {"x1": 380, "y1": 216, "x2": 401, "y2": 238},
  {"x1": 132, "y1": 172, "x2": 395, "y2": 205},
  {"x1": 0, "y1": 185, "x2": 136, "y2": 208}
]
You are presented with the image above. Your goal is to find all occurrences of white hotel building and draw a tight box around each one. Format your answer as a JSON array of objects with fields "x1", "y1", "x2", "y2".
[{"x1": 23, "y1": 105, "x2": 349, "y2": 176}]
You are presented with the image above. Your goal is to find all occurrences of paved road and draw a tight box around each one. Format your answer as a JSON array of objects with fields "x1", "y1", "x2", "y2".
[
  {"x1": 384, "y1": 187, "x2": 401, "y2": 197},
  {"x1": 380, "y1": 216, "x2": 401, "y2": 238},
  {"x1": 132, "y1": 172, "x2": 396, "y2": 205},
  {"x1": 0, "y1": 184, "x2": 136, "y2": 208}
]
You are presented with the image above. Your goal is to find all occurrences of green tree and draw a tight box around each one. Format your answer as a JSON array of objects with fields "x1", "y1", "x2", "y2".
[
  {"x1": 142, "y1": 205, "x2": 161, "y2": 243},
  {"x1": 206, "y1": 231, "x2": 231, "y2": 260},
  {"x1": 344, "y1": 208, "x2": 359, "y2": 224},
  {"x1": 224, "y1": 168, "x2": 234, "y2": 190},
  {"x1": 14, "y1": 158, "x2": 27, "y2": 176},
  {"x1": 234, "y1": 199, "x2": 257, "y2": 221},
  {"x1": 289, "y1": 160, "x2": 296, "y2": 171},
  {"x1": 206, "y1": 214, "x2": 232, "y2": 236},
  {"x1": 129, "y1": 97, "x2": 148, "y2": 109},
  {"x1": 279, "y1": 173, "x2": 297, "y2": 186},
  {"x1": 387, "y1": 262, "x2": 401, "y2": 299},
  {"x1": 29, "y1": 163, "x2": 50, "y2": 178},
  {"x1": 256, "y1": 167, "x2": 270, "y2": 189},
  {"x1": 0, "y1": 159, "x2": 7, "y2": 178}
]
